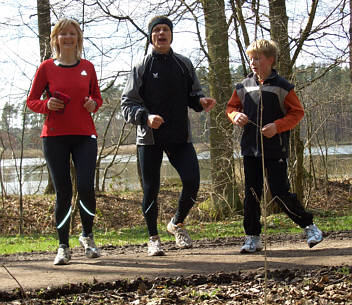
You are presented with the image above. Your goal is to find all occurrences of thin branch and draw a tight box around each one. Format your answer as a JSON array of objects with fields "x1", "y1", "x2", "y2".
[
  {"x1": 290, "y1": 0, "x2": 319, "y2": 67},
  {"x1": 180, "y1": 0, "x2": 210, "y2": 62},
  {"x1": 2, "y1": 264, "x2": 27, "y2": 300}
]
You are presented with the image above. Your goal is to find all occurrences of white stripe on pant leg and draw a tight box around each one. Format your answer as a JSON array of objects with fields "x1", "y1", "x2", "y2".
[
  {"x1": 79, "y1": 200, "x2": 95, "y2": 217},
  {"x1": 144, "y1": 200, "x2": 154, "y2": 214},
  {"x1": 57, "y1": 206, "x2": 72, "y2": 229}
]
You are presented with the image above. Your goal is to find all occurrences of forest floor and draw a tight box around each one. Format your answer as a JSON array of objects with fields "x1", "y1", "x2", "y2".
[{"x1": 0, "y1": 179, "x2": 352, "y2": 304}]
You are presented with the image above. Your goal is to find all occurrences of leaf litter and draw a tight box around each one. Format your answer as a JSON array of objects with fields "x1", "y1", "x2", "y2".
[{"x1": 0, "y1": 179, "x2": 352, "y2": 304}]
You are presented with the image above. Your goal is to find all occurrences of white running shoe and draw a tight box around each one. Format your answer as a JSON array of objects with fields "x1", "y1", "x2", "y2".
[
  {"x1": 240, "y1": 235, "x2": 263, "y2": 254},
  {"x1": 167, "y1": 218, "x2": 193, "y2": 249},
  {"x1": 53, "y1": 245, "x2": 71, "y2": 265},
  {"x1": 305, "y1": 224, "x2": 323, "y2": 248},
  {"x1": 148, "y1": 235, "x2": 165, "y2": 256},
  {"x1": 79, "y1": 233, "x2": 100, "y2": 258}
]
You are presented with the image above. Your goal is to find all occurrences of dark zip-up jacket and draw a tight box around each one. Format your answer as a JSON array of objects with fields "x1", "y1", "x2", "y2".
[
  {"x1": 226, "y1": 70, "x2": 304, "y2": 159},
  {"x1": 121, "y1": 49, "x2": 204, "y2": 145}
]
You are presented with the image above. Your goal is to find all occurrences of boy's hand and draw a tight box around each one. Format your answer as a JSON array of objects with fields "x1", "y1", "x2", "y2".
[
  {"x1": 200, "y1": 97, "x2": 216, "y2": 112},
  {"x1": 262, "y1": 123, "x2": 278, "y2": 138},
  {"x1": 234, "y1": 113, "x2": 248, "y2": 127}
]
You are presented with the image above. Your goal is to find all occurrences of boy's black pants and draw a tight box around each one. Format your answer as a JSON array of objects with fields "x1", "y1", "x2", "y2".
[{"x1": 243, "y1": 156, "x2": 313, "y2": 236}]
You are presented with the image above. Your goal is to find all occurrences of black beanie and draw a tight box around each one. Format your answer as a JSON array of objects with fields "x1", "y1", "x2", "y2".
[{"x1": 148, "y1": 16, "x2": 173, "y2": 44}]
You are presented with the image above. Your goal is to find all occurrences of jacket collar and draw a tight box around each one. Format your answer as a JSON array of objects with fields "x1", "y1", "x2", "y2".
[
  {"x1": 152, "y1": 48, "x2": 174, "y2": 59},
  {"x1": 249, "y1": 69, "x2": 278, "y2": 84}
]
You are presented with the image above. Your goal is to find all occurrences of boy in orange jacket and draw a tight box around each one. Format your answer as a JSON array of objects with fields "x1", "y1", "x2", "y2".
[{"x1": 226, "y1": 39, "x2": 323, "y2": 253}]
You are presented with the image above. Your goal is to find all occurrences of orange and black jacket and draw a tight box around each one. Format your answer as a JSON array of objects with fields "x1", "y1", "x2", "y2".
[{"x1": 226, "y1": 70, "x2": 304, "y2": 159}]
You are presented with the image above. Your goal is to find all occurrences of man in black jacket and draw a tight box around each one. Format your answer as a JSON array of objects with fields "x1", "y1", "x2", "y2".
[{"x1": 121, "y1": 16, "x2": 215, "y2": 256}]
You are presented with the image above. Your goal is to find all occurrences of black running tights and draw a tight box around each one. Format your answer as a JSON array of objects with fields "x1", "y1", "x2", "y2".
[
  {"x1": 43, "y1": 135, "x2": 97, "y2": 247},
  {"x1": 138, "y1": 143, "x2": 200, "y2": 237}
]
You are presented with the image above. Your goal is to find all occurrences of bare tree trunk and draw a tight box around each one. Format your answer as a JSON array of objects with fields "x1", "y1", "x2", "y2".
[
  {"x1": 306, "y1": 112, "x2": 318, "y2": 190},
  {"x1": 201, "y1": 0, "x2": 241, "y2": 217},
  {"x1": 37, "y1": 0, "x2": 54, "y2": 194},
  {"x1": 0, "y1": 137, "x2": 7, "y2": 205},
  {"x1": 37, "y1": 0, "x2": 51, "y2": 62},
  {"x1": 268, "y1": 0, "x2": 304, "y2": 202},
  {"x1": 44, "y1": 171, "x2": 55, "y2": 195},
  {"x1": 350, "y1": 0, "x2": 352, "y2": 83},
  {"x1": 70, "y1": 159, "x2": 79, "y2": 234},
  {"x1": 101, "y1": 122, "x2": 132, "y2": 191},
  {"x1": 95, "y1": 99, "x2": 119, "y2": 192},
  {"x1": 18, "y1": 104, "x2": 29, "y2": 235},
  {"x1": 4, "y1": 107, "x2": 26, "y2": 234},
  {"x1": 269, "y1": 0, "x2": 290, "y2": 79},
  {"x1": 229, "y1": 0, "x2": 250, "y2": 76},
  {"x1": 316, "y1": 128, "x2": 329, "y2": 195}
]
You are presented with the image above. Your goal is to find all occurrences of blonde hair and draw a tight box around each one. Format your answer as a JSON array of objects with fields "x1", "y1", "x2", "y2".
[
  {"x1": 246, "y1": 39, "x2": 278, "y2": 67},
  {"x1": 50, "y1": 18, "x2": 83, "y2": 60}
]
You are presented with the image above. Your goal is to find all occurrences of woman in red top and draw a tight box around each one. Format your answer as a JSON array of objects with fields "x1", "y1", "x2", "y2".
[{"x1": 27, "y1": 18, "x2": 103, "y2": 265}]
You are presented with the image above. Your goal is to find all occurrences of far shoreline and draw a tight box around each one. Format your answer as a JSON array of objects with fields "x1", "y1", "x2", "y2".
[{"x1": 2, "y1": 143, "x2": 211, "y2": 159}]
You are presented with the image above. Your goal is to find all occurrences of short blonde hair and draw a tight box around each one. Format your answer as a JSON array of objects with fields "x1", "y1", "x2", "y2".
[
  {"x1": 246, "y1": 39, "x2": 278, "y2": 67},
  {"x1": 50, "y1": 18, "x2": 83, "y2": 60}
]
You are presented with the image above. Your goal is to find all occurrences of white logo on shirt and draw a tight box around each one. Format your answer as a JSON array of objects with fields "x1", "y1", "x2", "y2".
[
  {"x1": 81, "y1": 70, "x2": 87, "y2": 76},
  {"x1": 153, "y1": 73, "x2": 158, "y2": 79}
]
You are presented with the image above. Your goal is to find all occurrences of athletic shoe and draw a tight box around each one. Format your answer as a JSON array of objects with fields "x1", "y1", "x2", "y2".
[
  {"x1": 53, "y1": 245, "x2": 71, "y2": 265},
  {"x1": 240, "y1": 235, "x2": 263, "y2": 254},
  {"x1": 305, "y1": 224, "x2": 323, "y2": 248},
  {"x1": 79, "y1": 233, "x2": 100, "y2": 258},
  {"x1": 148, "y1": 235, "x2": 165, "y2": 256},
  {"x1": 167, "y1": 218, "x2": 193, "y2": 249}
]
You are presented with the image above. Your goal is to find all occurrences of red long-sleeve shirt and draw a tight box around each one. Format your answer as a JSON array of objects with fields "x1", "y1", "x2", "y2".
[{"x1": 27, "y1": 58, "x2": 103, "y2": 137}]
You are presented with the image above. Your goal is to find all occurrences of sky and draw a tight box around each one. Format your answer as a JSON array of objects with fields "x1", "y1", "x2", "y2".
[
  {"x1": 0, "y1": 1, "x2": 202, "y2": 114},
  {"x1": 0, "y1": 0, "x2": 349, "y2": 126}
]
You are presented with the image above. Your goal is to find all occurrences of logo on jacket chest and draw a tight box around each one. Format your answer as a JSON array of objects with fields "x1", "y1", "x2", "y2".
[{"x1": 152, "y1": 72, "x2": 159, "y2": 79}]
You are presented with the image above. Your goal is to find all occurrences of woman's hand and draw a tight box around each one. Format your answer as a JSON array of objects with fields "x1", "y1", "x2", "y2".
[
  {"x1": 47, "y1": 97, "x2": 65, "y2": 111},
  {"x1": 83, "y1": 97, "x2": 97, "y2": 113}
]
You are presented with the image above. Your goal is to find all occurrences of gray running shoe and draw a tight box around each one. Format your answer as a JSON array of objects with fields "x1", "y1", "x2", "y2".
[
  {"x1": 240, "y1": 235, "x2": 263, "y2": 254},
  {"x1": 79, "y1": 233, "x2": 100, "y2": 258},
  {"x1": 305, "y1": 224, "x2": 323, "y2": 248},
  {"x1": 53, "y1": 245, "x2": 71, "y2": 265},
  {"x1": 167, "y1": 218, "x2": 193, "y2": 249},
  {"x1": 147, "y1": 235, "x2": 165, "y2": 256}
]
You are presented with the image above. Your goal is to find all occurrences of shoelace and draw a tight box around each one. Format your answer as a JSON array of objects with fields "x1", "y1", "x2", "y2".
[{"x1": 244, "y1": 237, "x2": 254, "y2": 245}]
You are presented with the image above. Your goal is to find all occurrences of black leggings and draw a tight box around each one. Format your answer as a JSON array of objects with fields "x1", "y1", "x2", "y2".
[
  {"x1": 43, "y1": 135, "x2": 97, "y2": 247},
  {"x1": 138, "y1": 143, "x2": 200, "y2": 237}
]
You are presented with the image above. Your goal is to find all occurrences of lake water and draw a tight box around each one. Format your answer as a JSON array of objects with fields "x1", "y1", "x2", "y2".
[
  {"x1": 1, "y1": 144, "x2": 352, "y2": 195},
  {"x1": 0, "y1": 152, "x2": 212, "y2": 195}
]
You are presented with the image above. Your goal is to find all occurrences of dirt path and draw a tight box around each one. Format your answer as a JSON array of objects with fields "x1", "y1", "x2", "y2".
[{"x1": 0, "y1": 233, "x2": 351, "y2": 292}]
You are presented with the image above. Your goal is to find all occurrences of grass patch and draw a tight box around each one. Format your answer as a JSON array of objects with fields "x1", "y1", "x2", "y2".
[
  {"x1": 0, "y1": 235, "x2": 58, "y2": 254},
  {"x1": 1, "y1": 213, "x2": 351, "y2": 255}
]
